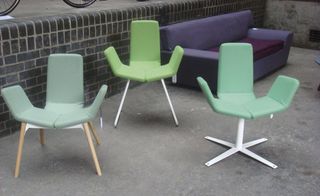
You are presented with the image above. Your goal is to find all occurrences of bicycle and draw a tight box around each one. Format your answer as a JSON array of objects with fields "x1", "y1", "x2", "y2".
[{"x1": 0, "y1": 0, "x2": 97, "y2": 16}]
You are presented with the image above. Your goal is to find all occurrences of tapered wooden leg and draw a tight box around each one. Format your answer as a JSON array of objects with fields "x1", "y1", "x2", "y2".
[
  {"x1": 39, "y1": 129, "x2": 45, "y2": 145},
  {"x1": 88, "y1": 122, "x2": 101, "y2": 145},
  {"x1": 14, "y1": 123, "x2": 26, "y2": 178},
  {"x1": 83, "y1": 123, "x2": 102, "y2": 176}
]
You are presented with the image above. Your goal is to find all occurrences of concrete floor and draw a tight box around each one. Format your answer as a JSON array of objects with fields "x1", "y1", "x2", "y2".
[
  {"x1": 0, "y1": 47, "x2": 319, "y2": 195},
  {"x1": 3, "y1": 0, "x2": 183, "y2": 19}
]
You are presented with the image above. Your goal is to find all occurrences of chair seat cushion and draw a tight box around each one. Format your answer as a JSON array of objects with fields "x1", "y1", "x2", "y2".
[
  {"x1": 208, "y1": 97, "x2": 252, "y2": 119},
  {"x1": 117, "y1": 61, "x2": 174, "y2": 82},
  {"x1": 209, "y1": 37, "x2": 284, "y2": 60},
  {"x1": 54, "y1": 108, "x2": 92, "y2": 128},
  {"x1": 19, "y1": 108, "x2": 59, "y2": 128},
  {"x1": 211, "y1": 96, "x2": 286, "y2": 119},
  {"x1": 20, "y1": 105, "x2": 94, "y2": 128},
  {"x1": 244, "y1": 96, "x2": 286, "y2": 118},
  {"x1": 45, "y1": 102, "x2": 84, "y2": 114}
]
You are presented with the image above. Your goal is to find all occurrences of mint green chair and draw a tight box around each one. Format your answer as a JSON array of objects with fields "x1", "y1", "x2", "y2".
[
  {"x1": 197, "y1": 43, "x2": 299, "y2": 168},
  {"x1": 104, "y1": 20, "x2": 184, "y2": 127},
  {"x1": 1, "y1": 54, "x2": 107, "y2": 177}
]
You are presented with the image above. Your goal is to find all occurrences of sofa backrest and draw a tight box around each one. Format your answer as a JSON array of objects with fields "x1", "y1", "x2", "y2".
[{"x1": 160, "y1": 10, "x2": 254, "y2": 51}]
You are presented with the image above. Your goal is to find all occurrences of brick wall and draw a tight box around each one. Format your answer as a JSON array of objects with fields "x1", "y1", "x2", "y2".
[{"x1": 0, "y1": 0, "x2": 266, "y2": 137}]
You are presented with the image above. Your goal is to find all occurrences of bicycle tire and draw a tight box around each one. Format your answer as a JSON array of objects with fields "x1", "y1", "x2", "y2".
[
  {"x1": 63, "y1": 0, "x2": 97, "y2": 8},
  {"x1": 0, "y1": 0, "x2": 20, "y2": 16}
]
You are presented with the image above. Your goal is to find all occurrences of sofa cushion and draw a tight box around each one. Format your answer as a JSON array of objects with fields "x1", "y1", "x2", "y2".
[
  {"x1": 209, "y1": 37, "x2": 284, "y2": 60},
  {"x1": 160, "y1": 10, "x2": 253, "y2": 51}
]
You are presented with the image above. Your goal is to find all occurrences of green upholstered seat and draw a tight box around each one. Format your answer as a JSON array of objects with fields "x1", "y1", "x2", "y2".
[
  {"x1": 198, "y1": 75, "x2": 299, "y2": 119},
  {"x1": 1, "y1": 54, "x2": 107, "y2": 177},
  {"x1": 1, "y1": 85, "x2": 59, "y2": 128},
  {"x1": 104, "y1": 20, "x2": 183, "y2": 83},
  {"x1": 2, "y1": 54, "x2": 107, "y2": 128},
  {"x1": 104, "y1": 20, "x2": 184, "y2": 127},
  {"x1": 197, "y1": 43, "x2": 299, "y2": 168}
]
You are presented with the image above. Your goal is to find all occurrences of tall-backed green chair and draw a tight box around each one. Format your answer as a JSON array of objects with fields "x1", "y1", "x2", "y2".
[
  {"x1": 1, "y1": 54, "x2": 107, "y2": 177},
  {"x1": 197, "y1": 43, "x2": 299, "y2": 168},
  {"x1": 104, "y1": 20, "x2": 184, "y2": 127}
]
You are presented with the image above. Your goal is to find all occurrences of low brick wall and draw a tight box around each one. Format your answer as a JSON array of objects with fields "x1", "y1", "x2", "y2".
[{"x1": 0, "y1": 0, "x2": 266, "y2": 137}]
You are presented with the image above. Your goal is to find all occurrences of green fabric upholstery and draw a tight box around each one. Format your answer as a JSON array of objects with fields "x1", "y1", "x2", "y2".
[
  {"x1": 130, "y1": 20, "x2": 160, "y2": 62},
  {"x1": 197, "y1": 77, "x2": 252, "y2": 119},
  {"x1": 1, "y1": 85, "x2": 58, "y2": 127},
  {"x1": 45, "y1": 54, "x2": 85, "y2": 113},
  {"x1": 54, "y1": 84, "x2": 108, "y2": 128},
  {"x1": 104, "y1": 20, "x2": 184, "y2": 82},
  {"x1": 1, "y1": 54, "x2": 108, "y2": 128},
  {"x1": 197, "y1": 43, "x2": 299, "y2": 119}
]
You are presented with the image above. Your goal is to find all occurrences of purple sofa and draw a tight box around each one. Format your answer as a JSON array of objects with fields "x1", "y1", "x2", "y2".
[{"x1": 160, "y1": 10, "x2": 293, "y2": 93}]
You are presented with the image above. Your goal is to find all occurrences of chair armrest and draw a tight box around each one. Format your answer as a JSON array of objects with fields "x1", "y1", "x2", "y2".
[
  {"x1": 164, "y1": 46, "x2": 184, "y2": 74},
  {"x1": 197, "y1": 77, "x2": 216, "y2": 103},
  {"x1": 87, "y1": 85, "x2": 108, "y2": 118},
  {"x1": 104, "y1": 47, "x2": 125, "y2": 75},
  {"x1": 1, "y1": 85, "x2": 34, "y2": 121},
  {"x1": 267, "y1": 75, "x2": 299, "y2": 108},
  {"x1": 197, "y1": 77, "x2": 252, "y2": 119}
]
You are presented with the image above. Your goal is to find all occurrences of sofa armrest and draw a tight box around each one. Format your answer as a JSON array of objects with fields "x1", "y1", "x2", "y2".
[
  {"x1": 247, "y1": 28, "x2": 292, "y2": 41},
  {"x1": 247, "y1": 28, "x2": 293, "y2": 46},
  {"x1": 183, "y1": 48, "x2": 219, "y2": 60}
]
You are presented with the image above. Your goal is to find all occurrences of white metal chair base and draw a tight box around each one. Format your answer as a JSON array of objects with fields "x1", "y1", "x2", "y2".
[
  {"x1": 114, "y1": 79, "x2": 179, "y2": 127},
  {"x1": 204, "y1": 118, "x2": 278, "y2": 169}
]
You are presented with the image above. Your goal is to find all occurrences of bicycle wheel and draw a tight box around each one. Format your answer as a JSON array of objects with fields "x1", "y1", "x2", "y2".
[
  {"x1": 63, "y1": 0, "x2": 97, "y2": 8},
  {"x1": 0, "y1": 0, "x2": 20, "y2": 16}
]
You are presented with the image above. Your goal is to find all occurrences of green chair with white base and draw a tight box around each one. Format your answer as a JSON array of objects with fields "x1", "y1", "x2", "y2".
[
  {"x1": 1, "y1": 54, "x2": 107, "y2": 177},
  {"x1": 197, "y1": 43, "x2": 299, "y2": 168},
  {"x1": 104, "y1": 20, "x2": 184, "y2": 127}
]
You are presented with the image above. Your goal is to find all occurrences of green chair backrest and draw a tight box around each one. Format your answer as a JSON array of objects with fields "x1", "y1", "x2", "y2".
[
  {"x1": 46, "y1": 54, "x2": 84, "y2": 104},
  {"x1": 130, "y1": 20, "x2": 161, "y2": 62},
  {"x1": 217, "y1": 43, "x2": 254, "y2": 96}
]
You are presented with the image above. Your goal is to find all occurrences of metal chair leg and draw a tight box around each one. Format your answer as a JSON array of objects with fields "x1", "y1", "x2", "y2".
[
  {"x1": 161, "y1": 79, "x2": 179, "y2": 126},
  {"x1": 205, "y1": 118, "x2": 278, "y2": 169},
  {"x1": 99, "y1": 108, "x2": 103, "y2": 129},
  {"x1": 114, "y1": 80, "x2": 130, "y2": 128}
]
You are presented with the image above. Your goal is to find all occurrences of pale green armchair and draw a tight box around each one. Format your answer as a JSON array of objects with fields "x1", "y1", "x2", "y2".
[
  {"x1": 104, "y1": 20, "x2": 184, "y2": 127},
  {"x1": 197, "y1": 43, "x2": 299, "y2": 168},
  {"x1": 1, "y1": 54, "x2": 107, "y2": 177}
]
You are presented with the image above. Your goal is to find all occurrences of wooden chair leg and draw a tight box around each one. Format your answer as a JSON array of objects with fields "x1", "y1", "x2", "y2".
[
  {"x1": 14, "y1": 123, "x2": 26, "y2": 178},
  {"x1": 83, "y1": 123, "x2": 102, "y2": 176},
  {"x1": 88, "y1": 122, "x2": 101, "y2": 145},
  {"x1": 39, "y1": 129, "x2": 45, "y2": 145}
]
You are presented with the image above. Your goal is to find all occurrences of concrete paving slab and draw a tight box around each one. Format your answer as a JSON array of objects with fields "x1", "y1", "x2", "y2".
[
  {"x1": 0, "y1": 47, "x2": 319, "y2": 195},
  {"x1": 3, "y1": 0, "x2": 184, "y2": 19}
]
